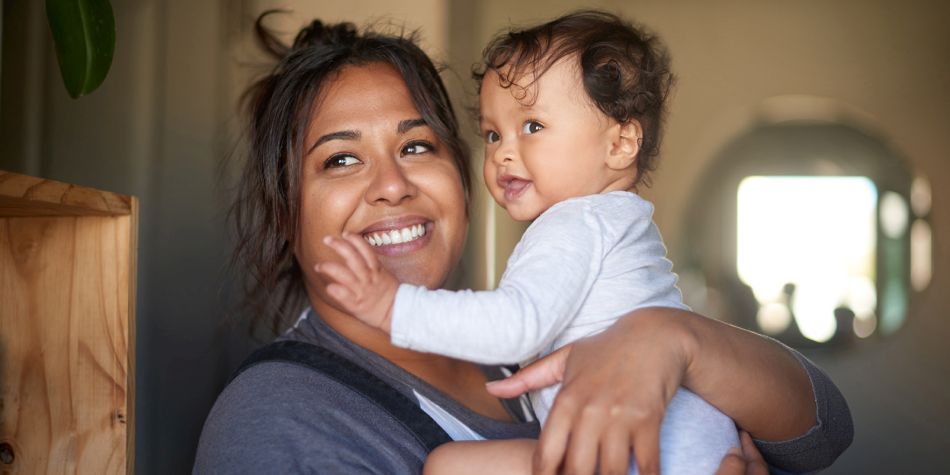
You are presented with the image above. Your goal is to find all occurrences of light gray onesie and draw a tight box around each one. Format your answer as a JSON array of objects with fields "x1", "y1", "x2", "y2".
[{"x1": 393, "y1": 191, "x2": 737, "y2": 474}]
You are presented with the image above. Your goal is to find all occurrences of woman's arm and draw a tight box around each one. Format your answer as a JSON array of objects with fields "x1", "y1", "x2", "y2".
[
  {"x1": 487, "y1": 307, "x2": 853, "y2": 475},
  {"x1": 678, "y1": 309, "x2": 816, "y2": 441}
]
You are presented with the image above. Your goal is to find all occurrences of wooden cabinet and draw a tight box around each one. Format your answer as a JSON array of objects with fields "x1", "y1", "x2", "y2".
[{"x1": 0, "y1": 171, "x2": 136, "y2": 473}]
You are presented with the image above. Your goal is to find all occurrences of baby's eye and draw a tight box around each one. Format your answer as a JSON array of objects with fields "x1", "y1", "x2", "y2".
[
  {"x1": 484, "y1": 130, "x2": 500, "y2": 144},
  {"x1": 522, "y1": 121, "x2": 544, "y2": 134},
  {"x1": 324, "y1": 154, "x2": 361, "y2": 169},
  {"x1": 402, "y1": 141, "x2": 433, "y2": 156}
]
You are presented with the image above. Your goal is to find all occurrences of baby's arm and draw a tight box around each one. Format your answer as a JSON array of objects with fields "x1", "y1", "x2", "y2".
[
  {"x1": 315, "y1": 232, "x2": 398, "y2": 332},
  {"x1": 424, "y1": 439, "x2": 536, "y2": 475}
]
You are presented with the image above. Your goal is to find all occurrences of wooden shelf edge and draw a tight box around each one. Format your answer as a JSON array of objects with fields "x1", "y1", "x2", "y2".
[{"x1": 0, "y1": 170, "x2": 133, "y2": 216}]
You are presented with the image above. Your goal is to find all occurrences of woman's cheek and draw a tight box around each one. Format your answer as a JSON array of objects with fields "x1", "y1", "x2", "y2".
[{"x1": 298, "y1": 181, "x2": 356, "y2": 265}]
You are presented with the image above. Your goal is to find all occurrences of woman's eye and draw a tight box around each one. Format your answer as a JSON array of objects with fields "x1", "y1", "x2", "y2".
[
  {"x1": 485, "y1": 130, "x2": 500, "y2": 144},
  {"x1": 522, "y1": 121, "x2": 544, "y2": 134},
  {"x1": 323, "y1": 154, "x2": 361, "y2": 169},
  {"x1": 402, "y1": 141, "x2": 433, "y2": 155}
]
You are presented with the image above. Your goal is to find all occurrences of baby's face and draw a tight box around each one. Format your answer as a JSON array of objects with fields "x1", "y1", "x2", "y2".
[{"x1": 479, "y1": 57, "x2": 618, "y2": 221}]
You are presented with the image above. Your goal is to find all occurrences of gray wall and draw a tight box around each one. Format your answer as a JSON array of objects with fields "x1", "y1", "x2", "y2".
[
  {"x1": 2, "y1": 0, "x2": 241, "y2": 472},
  {"x1": 2, "y1": 0, "x2": 947, "y2": 473}
]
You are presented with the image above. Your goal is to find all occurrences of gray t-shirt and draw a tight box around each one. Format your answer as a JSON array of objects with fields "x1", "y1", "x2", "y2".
[{"x1": 194, "y1": 311, "x2": 852, "y2": 474}]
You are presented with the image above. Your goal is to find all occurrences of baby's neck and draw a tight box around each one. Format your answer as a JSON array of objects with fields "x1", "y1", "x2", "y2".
[{"x1": 599, "y1": 173, "x2": 639, "y2": 195}]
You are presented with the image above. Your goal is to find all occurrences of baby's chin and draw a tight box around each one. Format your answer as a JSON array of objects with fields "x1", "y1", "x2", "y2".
[
  {"x1": 503, "y1": 204, "x2": 543, "y2": 222},
  {"x1": 487, "y1": 188, "x2": 543, "y2": 221}
]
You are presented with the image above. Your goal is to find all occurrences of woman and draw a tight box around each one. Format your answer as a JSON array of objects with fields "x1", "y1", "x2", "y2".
[{"x1": 194, "y1": 16, "x2": 851, "y2": 474}]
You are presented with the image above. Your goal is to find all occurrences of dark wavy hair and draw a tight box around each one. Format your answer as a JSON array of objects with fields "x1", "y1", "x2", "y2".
[
  {"x1": 473, "y1": 10, "x2": 674, "y2": 188},
  {"x1": 233, "y1": 13, "x2": 472, "y2": 335}
]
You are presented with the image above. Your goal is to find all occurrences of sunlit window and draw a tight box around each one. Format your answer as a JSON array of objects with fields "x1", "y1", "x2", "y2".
[{"x1": 737, "y1": 176, "x2": 878, "y2": 342}]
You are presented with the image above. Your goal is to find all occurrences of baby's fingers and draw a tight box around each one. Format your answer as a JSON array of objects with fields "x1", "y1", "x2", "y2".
[
  {"x1": 325, "y1": 282, "x2": 358, "y2": 307},
  {"x1": 314, "y1": 261, "x2": 361, "y2": 292},
  {"x1": 323, "y1": 235, "x2": 370, "y2": 280},
  {"x1": 341, "y1": 231, "x2": 379, "y2": 271}
]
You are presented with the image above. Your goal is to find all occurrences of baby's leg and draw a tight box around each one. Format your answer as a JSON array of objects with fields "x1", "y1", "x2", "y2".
[
  {"x1": 631, "y1": 387, "x2": 740, "y2": 475},
  {"x1": 424, "y1": 439, "x2": 536, "y2": 475}
]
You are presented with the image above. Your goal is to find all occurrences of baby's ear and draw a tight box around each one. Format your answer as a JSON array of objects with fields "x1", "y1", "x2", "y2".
[{"x1": 606, "y1": 120, "x2": 642, "y2": 171}]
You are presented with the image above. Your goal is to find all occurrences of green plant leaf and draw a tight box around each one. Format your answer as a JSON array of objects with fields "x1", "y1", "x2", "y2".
[{"x1": 46, "y1": 0, "x2": 115, "y2": 99}]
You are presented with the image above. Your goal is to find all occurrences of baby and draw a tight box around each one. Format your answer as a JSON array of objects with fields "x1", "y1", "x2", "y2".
[{"x1": 317, "y1": 10, "x2": 739, "y2": 475}]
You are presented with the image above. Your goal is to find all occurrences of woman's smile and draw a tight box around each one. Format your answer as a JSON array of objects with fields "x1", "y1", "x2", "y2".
[{"x1": 360, "y1": 216, "x2": 434, "y2": 256}]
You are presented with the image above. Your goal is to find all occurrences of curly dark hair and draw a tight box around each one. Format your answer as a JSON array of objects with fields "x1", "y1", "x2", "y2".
[
  {"x1": 233, "y1": 12, "x2": 472, "y2": 335},
  {"x1": 473, "y1": 10, "x2": 674, "y2": 188}
]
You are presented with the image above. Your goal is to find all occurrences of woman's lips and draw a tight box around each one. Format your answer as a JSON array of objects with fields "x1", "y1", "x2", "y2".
[
  {"x1": 359, "y1": 218, "x2": 433, "y2": 256},
  {"x1": 363, "y1": 223, "x2": 427, "y2": 247},
  {"x1": 498, "y1": 174, "x2": 532, "y2": 201}
]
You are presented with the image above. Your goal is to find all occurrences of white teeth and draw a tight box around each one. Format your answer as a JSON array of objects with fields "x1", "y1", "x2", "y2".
[{"x1": 363, "y1": 224, "x2": 428, "y2": 247}]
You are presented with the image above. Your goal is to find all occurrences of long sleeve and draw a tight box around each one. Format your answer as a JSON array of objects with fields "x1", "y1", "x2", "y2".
[{"x1": 390, "y1": 198, "x2": 612, "y2": 364}]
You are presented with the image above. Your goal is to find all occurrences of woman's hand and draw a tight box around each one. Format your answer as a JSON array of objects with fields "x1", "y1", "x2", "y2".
[
  {"x1": 487, "y1": 307, "x2": 817, "y2": 475},
  {"x1": 487, "y1": 309, "x2": 693, "y2": 475},
  {"x1": 715, "y1": 432, "x2": 768, "y2": 475}
]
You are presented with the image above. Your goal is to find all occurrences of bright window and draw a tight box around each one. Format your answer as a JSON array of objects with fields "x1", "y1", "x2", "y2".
[{"x1": 736, "y1": 176, "x2": 878, "y2": 342}]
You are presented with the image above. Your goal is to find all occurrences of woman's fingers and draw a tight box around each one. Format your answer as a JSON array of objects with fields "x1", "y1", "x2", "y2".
[
  {"x1": 561, "y1": 401, "x2": 606, "y2": 475},
  {"x1": 739, "y1": 431, "x2": 767, "y2": 474},
  {"x1": 714, "y1": 448, "x2": 746, "y2": 475},
  {"x1": 533, "y1": 394, "x2": 576, "y2": 475},
  {"x1": 485, "y1": 345, "x2": 571, "y2": 398},
  {"x1": 532, "y1": 310, "x2": 692, "y2": 475},
  {"x1": 714, "y1": 432, "x2": 767, "y2": 475},
  {"x1": 597, "y1": 425, "x2": 632, "y2": 475},
  {"x1": 630, "y1": 418, "x2": 662, "y2": 475}
]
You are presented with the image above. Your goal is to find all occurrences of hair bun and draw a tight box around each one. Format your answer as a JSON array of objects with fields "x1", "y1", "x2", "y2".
[
  {"x1": 292, "y1": 20, "x2": 359, "y2": 50},
  {"x1": 253, "y1": 11, "x2": 360, "y2": 60}
]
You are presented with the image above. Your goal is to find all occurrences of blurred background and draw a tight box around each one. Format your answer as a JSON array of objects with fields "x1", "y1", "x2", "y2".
[{"x1": 1, "y1": 0, "x2": 946, "y2": 473}]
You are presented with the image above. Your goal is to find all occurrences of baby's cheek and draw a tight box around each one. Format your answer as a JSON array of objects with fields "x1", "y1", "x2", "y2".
[{"x1": 482, "y1": 160, "x2": 495, "y2": 186}]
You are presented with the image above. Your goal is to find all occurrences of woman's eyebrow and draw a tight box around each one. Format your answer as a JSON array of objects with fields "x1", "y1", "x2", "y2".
[
  {"x1": 309, "y1": 130, "x2": 359, "y2": 153},
  {"x1": 397, "y1": 118, "x2": 427, "y2": 134}
]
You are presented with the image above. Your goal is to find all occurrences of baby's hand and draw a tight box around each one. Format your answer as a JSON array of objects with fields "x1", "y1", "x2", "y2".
[{"x1": 315, "y1": 232, "x2": 398, "y2": 333}]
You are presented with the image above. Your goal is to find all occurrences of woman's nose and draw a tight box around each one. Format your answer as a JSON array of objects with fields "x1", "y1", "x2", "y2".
[{"x1": 366, "y1": 157, "x2": 418, "y2": 205}]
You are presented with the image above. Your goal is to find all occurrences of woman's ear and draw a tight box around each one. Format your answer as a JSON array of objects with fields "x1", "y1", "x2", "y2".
[{"x1": 606, "y1": 120, "x2": 642, "y2": 171}]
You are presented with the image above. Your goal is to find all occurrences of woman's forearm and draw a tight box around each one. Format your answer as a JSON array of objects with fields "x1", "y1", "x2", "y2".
[
  {"x1": 487, "y1": 306, "x2": 851, "y2": 474},
  {"x1": 675, "y1": 310, "x2": 817, "y2": 441}
]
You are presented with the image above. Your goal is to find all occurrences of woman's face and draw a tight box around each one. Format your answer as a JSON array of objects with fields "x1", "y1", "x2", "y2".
[{"x1": 296, "y1": 63, "x2": 468, "y2": 311}]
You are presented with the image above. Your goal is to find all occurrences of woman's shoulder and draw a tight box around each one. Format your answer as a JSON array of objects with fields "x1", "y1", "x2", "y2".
[{"x1": 193, "y1": 359, "x2": 429, "y2": 474}]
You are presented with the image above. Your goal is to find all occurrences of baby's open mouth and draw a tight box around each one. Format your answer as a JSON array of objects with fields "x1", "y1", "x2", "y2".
[
  {"x1": 363, "y1": 223, "x2": 427, "y2": 247},
  {"x1": 498, "y1": 174, "x2": 532, "y2": 201}
]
